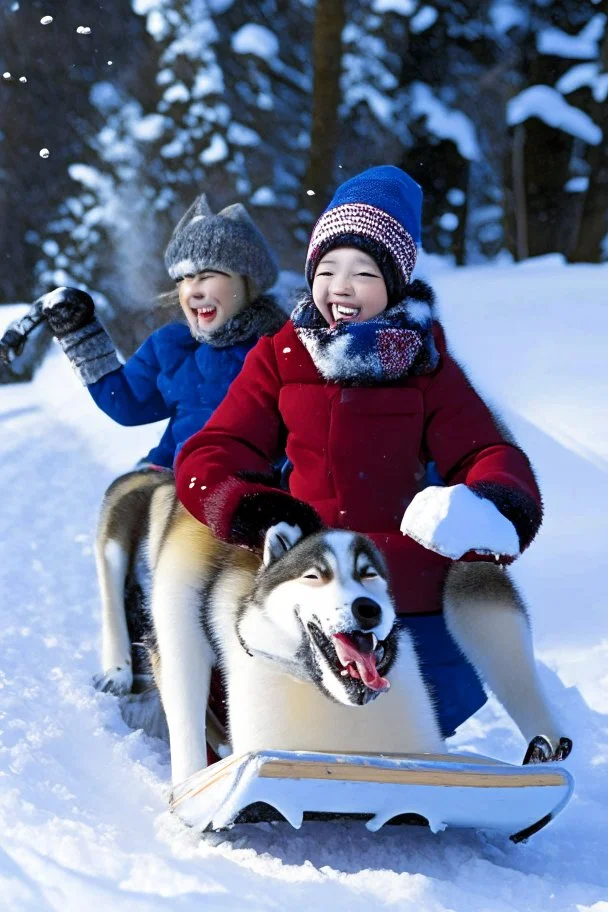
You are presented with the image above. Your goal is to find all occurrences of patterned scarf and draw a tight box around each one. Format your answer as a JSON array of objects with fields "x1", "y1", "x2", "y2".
[
  {"x1": 197, "y1": 293, "x2": 286, "y2": 349},
  {"x1": 291, "y1": 279, "x2": 439, "y2": 385}
]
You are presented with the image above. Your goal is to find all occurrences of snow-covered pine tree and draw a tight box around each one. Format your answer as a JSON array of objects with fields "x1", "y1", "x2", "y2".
[
  {"x1": 338, "y1": 0, "x2": 500, "y2": 264},
  {"x1": 562, "y1": 0, "x2": 608, "y2": 262},
  {"x1": 304, "y1": 0, "x2": 347, "y2": 220},
  {"x1": 337, "y1": 0, "x2": 406, "y2": 193},
  {"x1": 504, "y1": 0, "x2": 605, "y2": 260},
  {"x1": 0, "y1": 0, "x2": 155, "y2": 306},
  {"x1": 34, "y1": 0, "x2": 314, "y2": 353},
  {"x1": 392, "y1": 0, "x2": 494, "y2": 264}
]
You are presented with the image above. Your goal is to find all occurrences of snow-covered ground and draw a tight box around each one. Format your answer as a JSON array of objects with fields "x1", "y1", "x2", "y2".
[{"x1": 1, "y1": 257, "x2": 607, "y2": 911}]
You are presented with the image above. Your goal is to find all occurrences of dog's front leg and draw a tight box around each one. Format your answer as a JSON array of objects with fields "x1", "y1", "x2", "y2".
[{"x1": 151, "y1": 546, "x2": 214, "y2": 785}]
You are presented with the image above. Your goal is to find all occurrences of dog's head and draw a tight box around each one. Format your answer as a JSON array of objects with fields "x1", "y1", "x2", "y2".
[{"x1": 237, "y1": 523, "x2": 400, "y2": 706}]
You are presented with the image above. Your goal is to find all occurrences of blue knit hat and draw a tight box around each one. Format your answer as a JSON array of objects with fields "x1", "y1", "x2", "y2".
[{"x1": 305, "y1": 166, "x2": 423, "y2": 296}]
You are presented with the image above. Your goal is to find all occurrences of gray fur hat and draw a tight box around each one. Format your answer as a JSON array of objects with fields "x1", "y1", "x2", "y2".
[{"x1": 164, "y1": 194, "x2": 279, "y2": 300}]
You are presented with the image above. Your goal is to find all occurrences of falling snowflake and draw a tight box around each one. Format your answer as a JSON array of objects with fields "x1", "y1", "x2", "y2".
[
  {"x1": 39, "y1": 148, "x2": 50, "y2": 159},
  {"x1": 76, "y1": 26, "x2": 91, "y2": 35},
  {"x1": 2, "y1": 72, "x2": 12, "y2": 80},
  {"x1": 40, "y1": 15, "x2": 53, "y2": 25},
  {"x1": 306, "y1": 189, "x2": 316, "y2": 196},
  {"x1": 19, "y1": 76, "x2": 27, "y2": 83}
]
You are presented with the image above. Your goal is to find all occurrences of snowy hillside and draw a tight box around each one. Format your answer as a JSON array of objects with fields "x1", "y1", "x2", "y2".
[{"x1": 1, "y1": 258, "x2": 607, "y2": 911}]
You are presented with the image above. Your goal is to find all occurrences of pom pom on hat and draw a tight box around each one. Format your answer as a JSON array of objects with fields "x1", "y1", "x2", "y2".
[{"x1": 305, "y1": 166, "x2": 422, "y2": 295}]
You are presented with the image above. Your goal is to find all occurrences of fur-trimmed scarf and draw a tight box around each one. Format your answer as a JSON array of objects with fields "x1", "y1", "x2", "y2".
[
  {"x1": 291, "y1": 279, "x2": 439, "y2": 385},
  {"x1": 198, "y1": 293, "x2": 286, "y2": 348}
]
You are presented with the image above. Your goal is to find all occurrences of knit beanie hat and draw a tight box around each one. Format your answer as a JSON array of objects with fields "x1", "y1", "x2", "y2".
[
  {"x1": 165, "y1": 194, "x2": 279, "y2": 301},
  {"x1": 305, "y1": 166, "x2": 422, "y2": 303}
]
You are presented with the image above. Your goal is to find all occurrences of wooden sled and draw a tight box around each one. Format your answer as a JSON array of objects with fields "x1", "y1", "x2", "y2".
[{"x1": 171, "y1": 748, "x2": 574, "y2": 843}]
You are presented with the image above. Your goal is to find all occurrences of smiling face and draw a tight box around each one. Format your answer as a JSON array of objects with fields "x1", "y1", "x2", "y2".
[
  {"x1": 312, "y1": 246, "x2": 388, "y2": 327},
  {"x1": 177, "y1": 269, "x2": 248, "y2": 337},
  {"x1": 238, "y1": 528, "x2": 399, "y2": 707}
]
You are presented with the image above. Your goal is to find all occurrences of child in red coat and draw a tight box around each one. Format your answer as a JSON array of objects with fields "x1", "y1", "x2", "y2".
[{"x1": 175, "y1": 166, "x2": 570, "y2": 759}]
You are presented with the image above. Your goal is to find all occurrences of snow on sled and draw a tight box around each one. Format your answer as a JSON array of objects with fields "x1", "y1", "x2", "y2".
[{"x1": 171, "y1": 748, "x2": 574, "y2": 843}]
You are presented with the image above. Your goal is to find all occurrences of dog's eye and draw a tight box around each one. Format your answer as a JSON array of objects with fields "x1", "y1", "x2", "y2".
[
  {"x1": 301, "y1": 568, "x2": 326, "y2": 586},
  {"x1": 360, "y1": 568, "x2": 378, "y2": 580}
]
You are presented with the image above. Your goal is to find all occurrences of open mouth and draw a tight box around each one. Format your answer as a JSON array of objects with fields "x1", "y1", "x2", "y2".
[
  {"x1": 308, "y1": 622, "x2": 393, "y2": 703},
  {"x1": 331, "y1": 303, "x2": 360, "y2": 323},
  {"x1": 193, "y1": 304, "x2": 217, "y2": 324}
]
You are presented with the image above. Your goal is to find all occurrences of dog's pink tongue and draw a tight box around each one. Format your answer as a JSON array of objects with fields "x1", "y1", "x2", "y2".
[{"x1": 333, "y1": 633, "x2": 390, "y2": 692}]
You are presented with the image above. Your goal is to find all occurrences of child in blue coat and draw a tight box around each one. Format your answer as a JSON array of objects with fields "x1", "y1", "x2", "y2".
[
  {"x1": 39, "y1": 194, "x2": 285, "y2": 467},
  {"x1": 36, "y1": 196, "x2": 285, "y2": 694}
]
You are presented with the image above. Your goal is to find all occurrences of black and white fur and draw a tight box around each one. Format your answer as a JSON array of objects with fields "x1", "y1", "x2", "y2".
[{"x1": 95, "y1": 473, "x2": 568, "y2": 787}]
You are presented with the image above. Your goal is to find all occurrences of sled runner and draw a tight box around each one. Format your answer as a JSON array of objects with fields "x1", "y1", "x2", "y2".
[{"x1": 171, "y1": 749, "x2": 573, "y2": 842}]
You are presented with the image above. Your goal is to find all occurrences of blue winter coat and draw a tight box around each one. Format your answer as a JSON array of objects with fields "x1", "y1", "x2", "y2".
[{"x1": 88, "y1": 322, "x2": 255, "y2": 467}]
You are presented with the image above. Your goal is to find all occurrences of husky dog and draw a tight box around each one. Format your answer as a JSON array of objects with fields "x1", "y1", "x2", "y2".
[{"x1": 95, "y1": 471, "x2": 570, "y2": 786}]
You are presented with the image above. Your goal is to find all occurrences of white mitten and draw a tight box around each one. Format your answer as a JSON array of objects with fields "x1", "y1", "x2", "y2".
[{"x1": 400, "y1": 484, "x2": 520, "y2": 560}]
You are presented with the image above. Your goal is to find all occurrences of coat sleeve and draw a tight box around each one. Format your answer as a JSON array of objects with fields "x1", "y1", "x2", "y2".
[
  {"x1": 87, "y1": 333, "x2": 171, "y2": 426},
  {"x1": 175, "y1": 335, "x2": 323, "y2": 549},
  {"x1": 423, "y1": 323, "x2": 542, "y2": 551}
]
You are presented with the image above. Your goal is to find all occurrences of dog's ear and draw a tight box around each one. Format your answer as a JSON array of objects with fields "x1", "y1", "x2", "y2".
[{"x1": 262, "y1": 522, "x2": 303, "y2": 567}]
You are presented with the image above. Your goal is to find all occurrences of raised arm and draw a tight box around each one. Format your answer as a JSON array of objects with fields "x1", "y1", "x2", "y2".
[
  {"x1": 87, "y1": 332, "x2": 171, "y2": 427},
  {"x1": 40, "y1": 286, "x2": 170, "y2": 426}
]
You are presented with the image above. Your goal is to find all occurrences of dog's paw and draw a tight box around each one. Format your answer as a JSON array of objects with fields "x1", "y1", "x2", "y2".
[
  {"x1": 523, "y1": 735, "x2": 573, "y2": 765},
  {"x1": 92, "y1": 665, "x2": 133, "y2": 696}
]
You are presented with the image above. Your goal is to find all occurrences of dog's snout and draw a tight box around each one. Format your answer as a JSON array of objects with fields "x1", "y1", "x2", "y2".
[{"x1": 351, "y1": 596, "x2": 382, "y2": 630}]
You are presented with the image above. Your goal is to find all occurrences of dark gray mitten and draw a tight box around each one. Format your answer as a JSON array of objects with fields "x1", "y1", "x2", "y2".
[
  {"x1": 41, "y1": 286, "x2": 120, "y2": 385},
  {"x1": 0, "y1": 300, "x2": 45, "y2": 365}
]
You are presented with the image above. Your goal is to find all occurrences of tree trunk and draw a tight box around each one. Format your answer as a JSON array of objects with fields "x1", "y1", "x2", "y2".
[
  {"x1": 511, "y1": 124, "x2": 529, "y2": 261},
  {"x1": 303, "y1": 0, "x2": 346, "y2": 217},
  {"x1": 569, "y1": 4, "x2": 608, "y2": 262}
]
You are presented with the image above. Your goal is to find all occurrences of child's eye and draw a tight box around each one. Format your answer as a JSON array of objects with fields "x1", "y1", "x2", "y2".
[
  {"x1": 315, "y1": 271, "x2": 333, "y2": 278},
  {"x1": 358, "y1": 272, "x2": 380, "y2": 278}
]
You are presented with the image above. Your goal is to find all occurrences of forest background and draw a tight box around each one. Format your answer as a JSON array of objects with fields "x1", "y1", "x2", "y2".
[{"x1": 1, "y1": 0, "x2": 606, "y2": 358}]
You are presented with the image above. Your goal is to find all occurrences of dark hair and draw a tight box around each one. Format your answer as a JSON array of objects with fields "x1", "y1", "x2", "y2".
[{"x1": 314, "y1": 233, "x2": 406, "y2": 306}]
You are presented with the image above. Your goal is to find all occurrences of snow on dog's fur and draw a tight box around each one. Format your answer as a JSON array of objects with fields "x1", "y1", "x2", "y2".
[{"x1": 96, "y1": 471, "x2": 568, "y2": 787}]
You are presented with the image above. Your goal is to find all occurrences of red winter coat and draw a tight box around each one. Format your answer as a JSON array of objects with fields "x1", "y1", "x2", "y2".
[{"x1": 175, "y1": 319, "x2": 542, "y2": 615}]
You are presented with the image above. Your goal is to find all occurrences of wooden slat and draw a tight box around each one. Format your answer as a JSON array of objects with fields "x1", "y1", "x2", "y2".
[
  {"x1": 297, "y1": 751, "x2": 502, "y2": 766},
  {"x1": 258, "y1": 759, "x2": 566, "y2": 789},
  {"x1": 171, "y1": 753, "x2": 244, "y2": 808}
]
